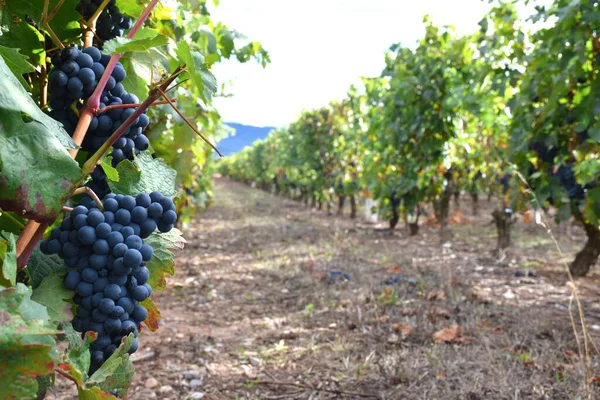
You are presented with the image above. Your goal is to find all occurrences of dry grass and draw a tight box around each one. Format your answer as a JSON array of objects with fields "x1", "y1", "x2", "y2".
[{"x1": 48, "y1": 179, "x2": 600, "y2": 400}]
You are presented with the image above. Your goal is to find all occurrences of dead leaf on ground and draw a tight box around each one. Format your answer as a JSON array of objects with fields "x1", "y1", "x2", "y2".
[
  {"x1": 449, "y1": 210, "x2": 468, "y2": 225},
  {"x1": 433, "y1": 325, "x2": 472, "y2": 345},
  {"x1": 302, "y1": 262, "x2": 314, "y2": 272},
  {"x1": 391, "y1": 323, "x2": 412, "y2": 337},
  {"x1": 311, "y1": 272, "x2": 326, "y2": 280},
  {"x1": 378, "y1": 315, "x2": 390, "y2": 323},
  {"x1": 429, "y1": 307, "x2": 452, "y2": 320},
  {"x1": 386, "y1": 264, "x2": 402, "y2": 274},
  {"x1": 436, "y1": 370, "x2": 446, "y2": 380},
  {"x1": 426, "y1": 290, "x2": 446, "y2": 301}
]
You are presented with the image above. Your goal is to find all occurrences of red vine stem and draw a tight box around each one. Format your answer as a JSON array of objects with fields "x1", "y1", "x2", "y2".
[
  {"x1": 95, "y1": 99, "x2": 177, "y2": 115},
  {"x1": 16, "y1": 0, "x2": 161, "y2": 267},
  {"x1": 157, "y1": 88, "x2": 223, "y2": 157},
  {"x1": 82, "y1": 66, "x2": 188, "y2": 175}
]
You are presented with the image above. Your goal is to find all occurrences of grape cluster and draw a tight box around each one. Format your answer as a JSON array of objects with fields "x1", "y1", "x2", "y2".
[
  {"x1": 76, "y1": 0, "x2": 132, "y2": 43},
  {"x1": 48, "y1": 44, "x2": 151, "y2": 198},
  {"x1": 48, "y1": 45, "x2": 126, "y2": 133},
  {"x1": 40, "y1": 191, "x2": 177, "y2": 372}
]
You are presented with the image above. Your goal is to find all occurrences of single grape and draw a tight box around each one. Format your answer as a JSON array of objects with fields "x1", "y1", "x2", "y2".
[
  {"x1": 147, "y1": 202, "x2": 163, "y2": 219},
  {"x1": 81, "y1": 268, "x2": 99, "y2": 283},
  {"x1": 131, "y1": 305, "x2": 148, "y2": 323},
  {"x1": 115, "y1": 208, "x2": 131, "y2": 225},
  {"x1": 125, "y1": 235, "x2": 142, "y2": 250},
  {"x1": 140, "y1": 244, "x2": 153, "y2": 261},
  {"x1": 104, "y1": 283, "x2": 121, "y2": 301},
  {"x1": 64, "y1": 271, "x2": 81, "y2": 290},
  {"x1": 77, "y1": 281, "x2": 94, "y2": 297},
  {"x1": 161, "y1": 210, "x2": 178, "y2": 225},
  {"x1": 78, "y1": 226, "x2": 97, "y2": 245}
]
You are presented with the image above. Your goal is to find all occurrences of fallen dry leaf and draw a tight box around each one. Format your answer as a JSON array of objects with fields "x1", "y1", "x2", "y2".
[
  {"x1": 426, "y1": 290, "x2": 446, "y2": 301},
  {"x1": 391, "y1": 323, "x2": 412, "y2": 337},
  {"x1": 436, "y1": 370, "x2": 446, "y2": 380},
  {"x1": 311, "y1": 272, "x2": 326, "y2": 280},
  {"x1": 433, "y1": 325, "x2": 472, "y2": 345},
  {"x1": 378, "y1": 315, "x2": 390, "y2": 323},
  {"x1": 449, "y1": 210, "x2": 467, "y2": 225},
  {"x1": 386, "y1": 264, "x2": 402, "y2": 274}
]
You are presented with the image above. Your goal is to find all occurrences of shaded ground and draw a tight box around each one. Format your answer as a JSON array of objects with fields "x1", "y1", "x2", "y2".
[{"x1": 52, "y1": 179, "x2": 600, "y2": 399}]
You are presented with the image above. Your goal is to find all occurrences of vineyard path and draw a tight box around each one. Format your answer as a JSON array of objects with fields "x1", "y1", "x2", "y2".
[{"x1": 51, "y1": 178, "x2": 600, "y2": 400}]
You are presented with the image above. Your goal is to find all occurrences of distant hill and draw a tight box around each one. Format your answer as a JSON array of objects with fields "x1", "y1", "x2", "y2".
[{"x1": 217, "y1": 123, "x2": 276, "y2": 156}]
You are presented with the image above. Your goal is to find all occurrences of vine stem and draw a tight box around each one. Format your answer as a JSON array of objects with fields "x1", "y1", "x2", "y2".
[
  {"x1": 95, "y1": 99, "x2": 177, "y2": 115},
  {"x1": 157, "y1": 88, "x2": 223, "y2": 157},
  {"x1": 83, "y1": 0, "x2": 110, "y2": 48},
  {"x1": 82, "y1": 66, "x2": 188, "y2": 175},
  {"x1": 15, "y1": 0, "x2": 160, "y2": 267}
]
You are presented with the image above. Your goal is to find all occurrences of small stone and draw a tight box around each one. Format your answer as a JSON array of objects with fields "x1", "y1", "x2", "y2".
[
  {"x1": 188, "y1": 392, "x2": 205, "y2": 400},
  {"x1": 249, "y1": 356, "x2": 261, "y2": 367},
  {"x1": 387, "y1": 334, "x2": 399, "y2": 344},
  {"x1": 189, "y1": 379, "x2": 203, "y2": 388},
  {"x1": 159, "y1": 385, "x2": 173, "y2": 394},
  {"x1": 145, "y1": 377, "x2": 158, "y2": 389},
  {"x1": 183, "y1": 369, "x2": 202, "y2": 380}
]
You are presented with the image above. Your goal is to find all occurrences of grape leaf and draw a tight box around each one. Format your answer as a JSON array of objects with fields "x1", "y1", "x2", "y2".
[
  {"x1": 107, "y1": 152, "x2": 177, "y2": 198},
  {"x1": 140, "y1": 297, "x2": 161, "y2": 331},
  {"x1": 116, "y1": 0, "x2": 145, "y2": 16},
  {"x1": 0, "y1": 210, "x2": 27, "y2": 235},
  {"x1": 176, "y1": 41, "x2": 218, "y2": 102},
  {"x1": 103, "y1": 34, "x2": 170, "y2": 54},
  {"x1": 27, "y1": 244, "x2": 68, "y2": 289},
  {"x1": 0, "y1": 45, "x2": 36, "y2": 89},
  {"x1": 64, "y1": 330, "x2": 97, "y2": 385},
  {"x1": 0, "y1": 284, "x2": 58, "y2": 400},
  {"x1": 0, "y1": 231, "x2": 17, "y2": 287},
  {"x1": 144, "y1": 228, "x2": 186, "y2": 291},
  {"x1": 0, "y1": 56, "x2": 83, "y2": 222},
  {"x1": 78, "y1": 385, "x2": 119, "y2": 400},
  {"x1": 0, "y1": 0, "x2": 80, "y2": 48},
  {"x1": 119, "y1": 48, "x2": 169, "y2": 100},
  {"x1": 100, "y1": 156, "x2": 119, "y2": 182},
  {"x1": 88, "y1": 333, "x2": 135, "y2": 397},
  {"x1": 31, "y1": 274, "x2": 72, "y2": 324}
]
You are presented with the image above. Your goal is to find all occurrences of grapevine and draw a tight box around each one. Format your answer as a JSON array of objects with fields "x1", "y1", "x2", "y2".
[{"x1": 0, "y1": 0, "x2": 269, "y2": 397}]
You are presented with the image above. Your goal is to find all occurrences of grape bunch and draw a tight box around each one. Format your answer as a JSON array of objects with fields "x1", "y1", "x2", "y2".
[
  {"x1": 48, "y1": 45, "x2": 126, "y2": 133},
  {"x1": 48, "y1": 44, "x2": 151, "y2": 198},
  {"x1": 76, "y1": 0, "x2": 132, "y2": 43},
  {"x1": 40, "y1": 191, "x2": 177, "y2": 372}
]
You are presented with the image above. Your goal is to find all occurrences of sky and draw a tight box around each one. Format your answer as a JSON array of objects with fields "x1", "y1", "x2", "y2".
[{"x1": 208, "y1": 0, "x2": 494, "y2": 128}]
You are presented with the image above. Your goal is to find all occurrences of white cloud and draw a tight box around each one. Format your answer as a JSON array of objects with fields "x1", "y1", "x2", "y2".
[{"x1": 208, "y1": 0, "x2": 492, "y2": 127}]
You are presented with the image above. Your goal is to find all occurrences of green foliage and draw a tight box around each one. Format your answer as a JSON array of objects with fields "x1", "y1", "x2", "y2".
[
  {"x1": 107, "y1": 152, "x2": 177, "y2": 198},
  {"x1": 0, "y1": 284, "x2": 57, "y2": 400},
  {"x1": 0, "y1": 0, "x2": 269, "y2": 397},
  {"x1": 0, "y1": 55, "x2": 82, "y2": 222}
]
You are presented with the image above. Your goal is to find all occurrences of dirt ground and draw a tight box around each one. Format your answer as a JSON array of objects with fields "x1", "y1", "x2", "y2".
[{"x1": 50, "y1": 178, "x2": 600, "y2": 400}]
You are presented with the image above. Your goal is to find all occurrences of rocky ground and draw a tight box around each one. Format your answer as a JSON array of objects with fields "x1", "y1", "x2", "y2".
[{"x1": 49, "y1": 178, "x2": 600, "y2": 399}]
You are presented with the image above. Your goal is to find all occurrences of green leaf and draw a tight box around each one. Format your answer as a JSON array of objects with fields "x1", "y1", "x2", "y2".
[
  {"x1": 119, "y1": 48, "x2": 169, "y2": 100},
  {"x1": 100, "y1": 156, "x2": 119, "y2": 183},
  {"x1": 0, "y1": 210, "x2": 26, "y2": 234},
  {"x1": 0, "y1": 55, "x2": 82, "y2": 222},
  {"x1": 31, "y1": 273, "x2": 72, "y2": 324},
  {"x1": 67, "y1": 330, "x2": 97, "y2": 383},
  {"x1": 144, "y1": 228, "x2": 186, "y2": 291},
  {"x1": 107, "y1": 152, "x2": 177, "y2": 198},
  {"x1": 103, "y1": 33, "x2": 170, "y2": 54},
  {"x1": 0, "y1": 45, "x2": 35, "y2": 88},
  {"x1": 0, "y1": 231, "x2": 17, "y2": 287},
  {"x1": 115, "y1": 0, "x2": 145, "y2": 16},
  {"x1": 176, "y1": 41, "x2": 217, "y2": 102},
  {"x1": 78, "y1": 385, "x2": 119, "y2": 400},
  {"x1": 27, "y1": 244, "x2": 68, "y2": 289},
  {"x1": 0, "y1": 284, "x2": 58, "y2": 400},
  {"x1": 88, "y1": 333, "x2": 135, "y2": 397}
]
